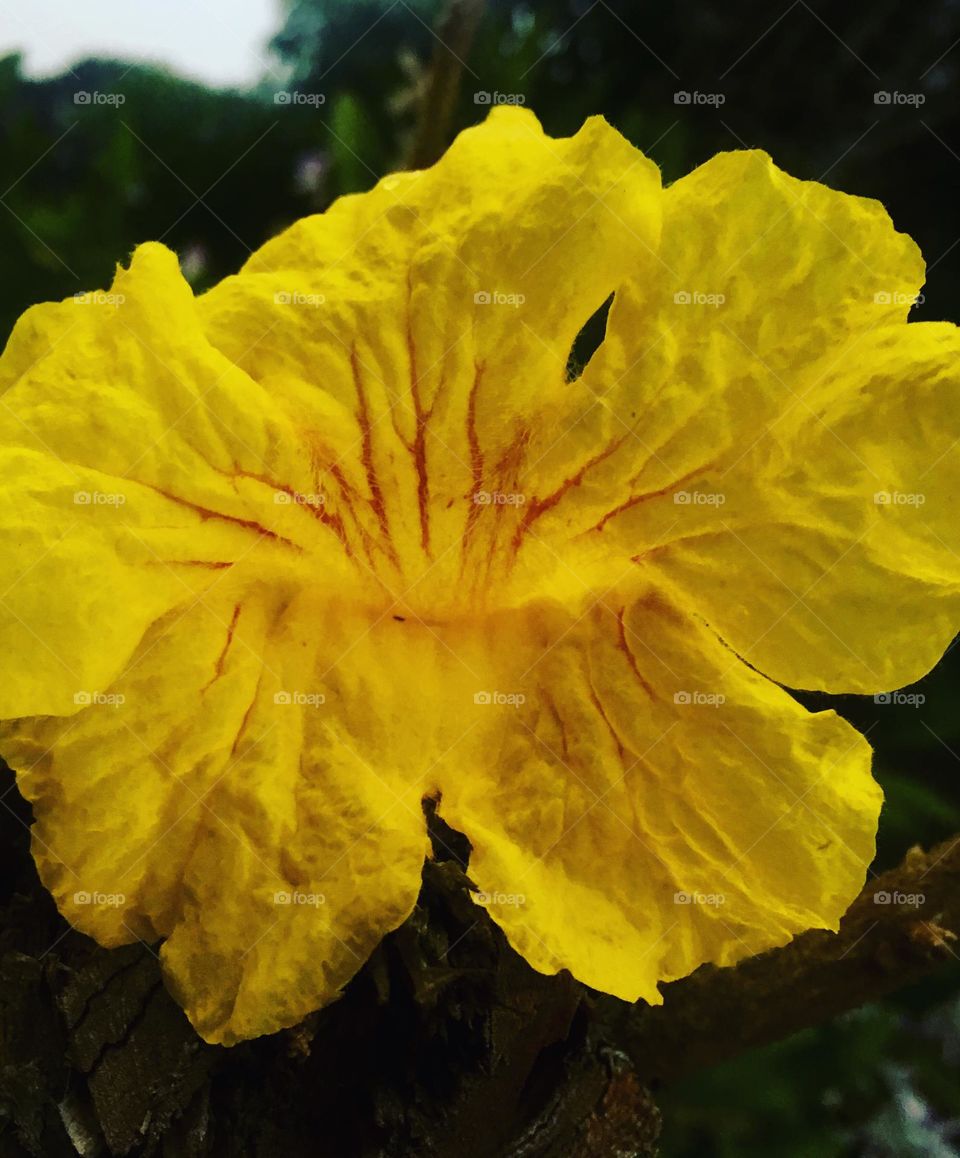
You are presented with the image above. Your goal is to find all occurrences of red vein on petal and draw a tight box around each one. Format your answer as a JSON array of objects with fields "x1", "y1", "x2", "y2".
[
  {"x1": 202, "y1": 602, "x2": 242, "y2": 694},
  {"x1": 587, "y1": 462, "x2": 718, "y2": 535},
  {"x1": 231, "y1": 666, "x2": 265, "y2": 758},
  {"x1": 405, "y1": 281, "x2": 433, "y2": 557},
  {"x1": 588, "y1": 686, "x2": 628, "y2": 763},
  {"x1": 614, "y1": 606, "x2": 657, "y2": 700},
  {"x1": 211, "y1": 464, "x2": 351, "y2": 554},
  {"x1": 350, "y1": 344, "x2": 400, "y2": 569},
  {"x1": 540, "y1": 689, "x2": 570, "y2": 761},
  {"x1": 508, "y1": 432, "x2": 631, "y2": 558},
  {"x1": 460, "y1": 362, "x2": 486, "y2": 557},
  {"x1": 147, "y1": 559, "x2": 234, "y2": 570},
  {"x1": 137, "y1": 482, "x2": 302, "y2": 550}
]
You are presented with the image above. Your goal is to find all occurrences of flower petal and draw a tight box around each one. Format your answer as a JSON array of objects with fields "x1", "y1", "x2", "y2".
[
  {"x1": 438, "y1": 591, "x2": 879, "y2": 1003},
  {"x1": 0, "y1": 243, "x2": 353, "y2": 717},
  {"x1": 646, "y1": 323, "x2": 960, "y2": 692},
  {"x1": 198, "y1": 108, "x2": 661, "y2": 608},
  {"x1": 519, "y1": 148, "x2": 922, "y2": 522},
  {"x1": 512, "y1": 150, "x2": 959, "y2": 692},
  {"x1": 1, "y1": 581, "x2": 435, "y2": 1044},
  {"x1": 581, "y1": 149, "x2": 925, "y2": 494}
]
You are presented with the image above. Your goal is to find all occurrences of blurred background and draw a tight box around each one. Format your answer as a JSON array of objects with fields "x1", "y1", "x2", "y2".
[{"x1": 1, "y1": 1, "x2": 959, "y2": 1153}]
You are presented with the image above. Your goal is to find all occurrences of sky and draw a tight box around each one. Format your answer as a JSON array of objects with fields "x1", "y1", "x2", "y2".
[{"x1": 0, "y1": 0, "x2": 283, "y2": 88}]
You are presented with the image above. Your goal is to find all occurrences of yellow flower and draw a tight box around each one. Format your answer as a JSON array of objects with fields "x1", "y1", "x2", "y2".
[{"x1": 1, "y1": 108, "x2": 958, "y2": 1045}]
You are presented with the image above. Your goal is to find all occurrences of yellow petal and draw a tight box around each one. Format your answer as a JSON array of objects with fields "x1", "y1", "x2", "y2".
[
  {"x1": 1, "y1": 582, "x2": 439, "y2": 1044},
  {"x1": 588, "y1": 148, "x2": 925, "y2": 484},
  {"x1": 647, "y1": 322, "x2": 960, "y2": 692},
  {"x1": 520, "y1": 148, "x2": 924, "y2": 541},
  {"x1": 0, "y1": 243, "x2": 353, "y2": 718},
  {"x1": 439, "y1": 591, "x2": 879, "y2": 1002},
  {"x1": 198, "y1": 108, "x2": 662, "y2": 610},
  {"x1": 513, "y1": 150, "x2": 958, "y2": 693}
]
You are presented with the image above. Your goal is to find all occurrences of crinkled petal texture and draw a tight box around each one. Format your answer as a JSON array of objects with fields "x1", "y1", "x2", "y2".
[
  {"x1": 531, "y1": 150, "x2": 960, "y2": 691},
  {"x1": 442, "y1": 593, "x2": 879, "y2": 1001},
  {"x1": 0, "y1": 107, "x2": 957, "y2": 1044},
  {"x1": 198, "y1": 106, "x2": 662, "y2": 608}
]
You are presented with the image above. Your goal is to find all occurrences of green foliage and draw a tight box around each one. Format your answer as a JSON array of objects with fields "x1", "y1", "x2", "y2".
[
  {"x1": 0, "y1": 55, "x2": 334, "y2": 338},
  {"x1": 661, "y1": 988, "x2": 960, "y2": 1157}
]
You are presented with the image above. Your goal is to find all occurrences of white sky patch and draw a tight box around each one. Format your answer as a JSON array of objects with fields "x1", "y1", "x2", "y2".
[{"x1": 0, "y1": 0, "x2": 283, "y2": 88}]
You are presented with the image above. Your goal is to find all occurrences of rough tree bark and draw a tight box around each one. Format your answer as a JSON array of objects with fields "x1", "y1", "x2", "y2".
[{"x1": 2, "y1": 760, "x2": 960, "y2": 1158}]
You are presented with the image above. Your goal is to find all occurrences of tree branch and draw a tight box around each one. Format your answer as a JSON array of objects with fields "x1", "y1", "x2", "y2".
[
  {"x1": 404, "y1": 0, "x2": 486, "y2": 170},
  {"x1": 602, "y1": 834, "x2": 960, "y2": 1085}
]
